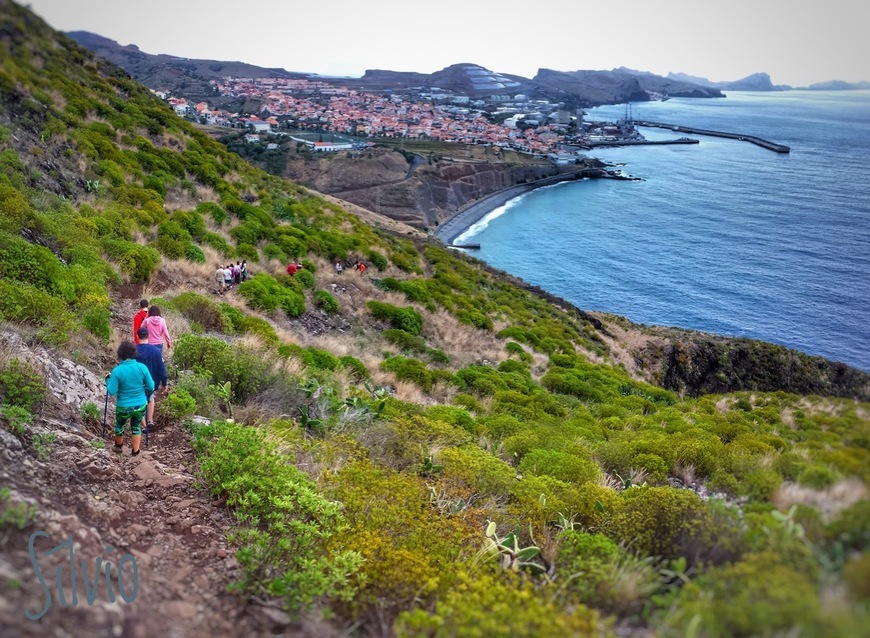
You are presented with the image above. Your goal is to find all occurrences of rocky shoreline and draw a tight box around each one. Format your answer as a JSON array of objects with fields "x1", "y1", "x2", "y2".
[{"x1": 432, "y1": 165, "x2": 637, "y2": 245}]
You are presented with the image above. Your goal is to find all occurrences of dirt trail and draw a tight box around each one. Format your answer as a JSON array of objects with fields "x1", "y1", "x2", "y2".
[
  {"x1": 0, "y1": 412, "x2": 272, "y2": 637},
  {"x1": 0, "y1": 300, "x2": 296, "y2": 637}
]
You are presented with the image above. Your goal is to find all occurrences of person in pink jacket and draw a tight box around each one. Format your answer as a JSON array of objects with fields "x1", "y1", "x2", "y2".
[{"x1": 142, "y1": 305, "x2": 172, "y2": 353}]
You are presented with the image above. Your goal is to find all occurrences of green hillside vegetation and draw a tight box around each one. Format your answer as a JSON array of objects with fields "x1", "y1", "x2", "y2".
[{"x1": 1, "y1": 1, "x2": 869, "y2": 636}]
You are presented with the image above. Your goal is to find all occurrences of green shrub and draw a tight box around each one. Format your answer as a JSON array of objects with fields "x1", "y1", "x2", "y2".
[
  {"x1": 171, "y1": 292, "x2": 230, "y2": 333},
  {"x1": 367, "y1": 301, "x2": 423, "y2": 335},
  {"x1": 220, "y1": 303, "x2": 245, "y2": 333},
  {"x1": 238, "y1": 273, "x2": 305, "y2": 317},
  {"x1": 798, "y1": 463, "x2": 838, "y2": 489},
  {"x1": 381, "y1": 356, "x2": 433, "y2": 391},
  {"x1": 0, "y1": 404, "x2": 32, "y2": 437},
  {"x1": 172, "y1": 373, "x2": 221, "y2": 419},
  {"x1": 842, "y1": 552, "x2": 870, "y2": 601},
  {"x1": 366, "y1": 250, "x2": 388, "y2": 271},
  {"x1": 200, "y1": 231, "x2": 231, "y2": 256},
  {"x1": 314, "y1": 290, "x2": 339, "y2": 314},
  {"x1": 295, "y1": 268, "x2": 315, "y2": 289},
  {"x1": 0, "y1": 486, "x2": 38, "y2": 528},
  {"x1": 0, "y1": 281, "x2": 75, "y2": 345},
  {"x1": 384, "y1": 328, "x2": 427, "y2": 353},
  {"x1": 102, "y1": 239, "x2": 161, "y2": 283},
  {"x1": 395, "y1": 570, "x2": 599, "y2": 637},
  {"x1": 305, "y1": 348, "x2": 340, "y2": 371},
  {"x1": 556, "y1": 531, "x2": 658, "y2": 615},
  {"x1": 184, "y1": 243, "x2": 206, "y2": 264},
  {"x1": 0, "y1": 359, "x2": 46, "y2": 412},
  {"x1": 452, "y1": 393, "x2": 486, "y2": 414},
  {"x1": 666, "y1": 553, "x2": 820, "y2": 638},
  {"x1": 338, "y1": 356, "x2": 369, "y2": 381},
  {"x1": 602, "y1": 486, "x2": 743, "y2": 564},
  {"x1": 194, "y1": 420, "x2": 361, "y2": 613},
  {"x1": 156, "y1": 389, "x2": 197, "y2": 425},
  {"x1": 173, "y1": 334, "x2": 275, "y2": 403},
  {"x1": 436, "y1": 445, "x2": 515, "y2": 495},
  {"x1": 237, "y1": 316, "x2": 280, "y2": 346},
  {"x1": 453, "y1": 365, "x2": 508, "y2": 397},
  {"x1": 825, "y1": 500, "x2": 870, "y2": 552},
  {"x1": 196, "y1": 202, "x2": 227, "y2": 226},
  {"x1": 519, "y1": 448, "x2": 600, "y2": 485},
  {"x1": 426, "y1": 405, "x2": 475, "y2": 434},
  {"x1": 81, "y1": 307, "x2": 111, "y2": 342},
  {"x1": 477, "y1": 414, "x2": 523, "y2": 439}
]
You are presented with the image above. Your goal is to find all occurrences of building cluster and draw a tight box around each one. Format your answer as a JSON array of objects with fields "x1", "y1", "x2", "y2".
[{"x1": 155, "y1": 77, "x2": 640, "y2": 158}]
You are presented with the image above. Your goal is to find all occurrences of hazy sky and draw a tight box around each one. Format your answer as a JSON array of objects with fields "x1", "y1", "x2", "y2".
[{"x1": 23, "y1": 0, "x2": 870, "y2": 87}]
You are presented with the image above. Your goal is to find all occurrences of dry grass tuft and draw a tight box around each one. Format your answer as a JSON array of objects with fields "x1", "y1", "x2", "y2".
[
  {"x1": 424, "y1": 309, "x2": 505, "y2": 369},
  {"x1": 673, "y1": 463, "x2": 697, "y2": 487},
  {"x1": 773, "y1": 478, "x2": 867, "y2": 521}
]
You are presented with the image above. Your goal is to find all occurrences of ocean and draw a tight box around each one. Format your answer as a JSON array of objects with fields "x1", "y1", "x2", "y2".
[{"x1": 455, "y1": 90, "x2": 870, "y2": 372}]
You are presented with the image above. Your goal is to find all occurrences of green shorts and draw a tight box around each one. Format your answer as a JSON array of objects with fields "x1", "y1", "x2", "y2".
[{"x1": 115, "y1": 404, "x2": 147, "y2": 436}]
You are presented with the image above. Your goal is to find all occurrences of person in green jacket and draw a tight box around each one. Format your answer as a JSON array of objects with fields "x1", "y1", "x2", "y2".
[{"x1": 107, "y1": 340, "x2": 154, "y2": 456}]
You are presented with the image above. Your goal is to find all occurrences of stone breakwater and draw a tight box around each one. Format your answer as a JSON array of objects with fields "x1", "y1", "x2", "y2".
[{"x1": 433, "y1": 167, "x2": 636, "y2": 245}]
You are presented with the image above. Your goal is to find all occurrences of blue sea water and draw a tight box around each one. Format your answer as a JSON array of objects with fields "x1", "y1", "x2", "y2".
[{"x1": 455, "y1": 91, "x2": 870, "y2": 372}]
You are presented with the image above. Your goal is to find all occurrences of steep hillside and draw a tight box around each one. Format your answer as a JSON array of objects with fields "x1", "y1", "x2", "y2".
[{"x1": 2, "y1": 2, "x2": 869, "y2": 638}]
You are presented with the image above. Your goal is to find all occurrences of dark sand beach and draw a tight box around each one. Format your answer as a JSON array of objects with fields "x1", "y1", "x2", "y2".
[{"x1": 433, "y1": 167, "x2": 630, "y2": 245}]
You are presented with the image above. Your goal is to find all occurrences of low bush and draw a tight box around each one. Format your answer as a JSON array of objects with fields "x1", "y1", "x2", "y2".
[
  {"x1": 171, "y1": 292, "x2": 230, "y2": 333},
  {"x1": 367, "y1": 301, "x2": 423, "y2": 335},
  {"x1": 665, "y1": 552, "x2": 820, "y2": 638},
  {"x1": 238, "y1": 273, "x2": 306, "y2": 317},
  {"x1": 602, "y1": 486, "x2": 743, "y2": 564},
  {"x1": 519, "y1": 448, "x2": 600, "y2": 485},
  {"x1": 172, "y1": 334, "x2": 275, "y2": 403},
  {"x1": 156, "y1": 388, "x2": 196, "y2": 425},
  {"x1": 194, "y1": 420, "x2": 361, "y2": 614},
  {"x1": 394, "y1": 570, "x2": 600, "y2": 638},
  {"x1": 0, "y1": 359, "x2": 46, "y2": 413},
  {"x1": 339, "y1": 356, "x2": 369, "y2": 381},
  {"x1": 381, "y1": 356, "x2": 433, "y2": 392},
  {"x1": 315, "y1": 290, "x2": 339, "y2": 314}
]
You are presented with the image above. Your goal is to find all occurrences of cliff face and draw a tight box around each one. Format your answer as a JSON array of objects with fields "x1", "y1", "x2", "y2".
[{"x1": 284, "y1": 149, "x2": 571, "y2": 228}]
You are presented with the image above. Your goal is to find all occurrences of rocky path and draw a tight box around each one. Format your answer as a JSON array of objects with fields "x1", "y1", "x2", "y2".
[{"x1": 0, "y1": 409, "x2": 280, "y2": 637}]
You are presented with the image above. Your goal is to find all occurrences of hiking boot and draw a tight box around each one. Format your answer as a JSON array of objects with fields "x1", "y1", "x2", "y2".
[
  {"x1": 131, "y1": 448, "x2": 140, "y2": 457},
  {"x1": 113, "y1": 443, "x2": 123, "y2": 454}
]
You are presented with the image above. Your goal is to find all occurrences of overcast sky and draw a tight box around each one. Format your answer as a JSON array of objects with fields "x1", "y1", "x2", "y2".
[{"x1": 23, "y1": 0, "x2": 870, "y2": 87}]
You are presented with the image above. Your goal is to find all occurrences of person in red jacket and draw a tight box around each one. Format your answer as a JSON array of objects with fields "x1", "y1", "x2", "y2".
[
  {"x1": 133, "y1": 299, "x2": 149, "y2": 343},
  {"x1": 287, "y1": 262, "x2": 297, "y2": 276}
]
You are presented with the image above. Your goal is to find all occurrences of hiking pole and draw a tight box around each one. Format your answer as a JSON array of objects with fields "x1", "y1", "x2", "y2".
[
  {"x1": 101, "y1": 389, "x2": 109, "y2": 438},
  {"x1": 101, "y1": 373, "x2": 110, "y2": 438}
]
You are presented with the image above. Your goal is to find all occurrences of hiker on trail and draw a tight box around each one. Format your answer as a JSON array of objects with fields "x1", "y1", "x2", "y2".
[
  {"x1": 287, "y1": 261, "x2": 297, "y2": 276},
  {"x1": 233, "y1": 262, "x2": 241, "y2": 286},
  {"x1": 357, "y1": 262, "x2": 367, "y2": 275},
  {"x1": 142, "y1": 305, "x2": 172, "y2": 353},
  {"x1": 335, "y1": 261, "x2": 343, "y2": 275},
  {"x1": 107, "y1": 340, "x2": 154, "y2": 456},
  {"x1": 215, "y1": 264, "x2": 226, "y2": 293},
  {"x1": 133, "y1": 299, "x2": 149, "y2": 343},
  {"x1": 240, "y1": 260, "x2": 248, "y2": 282},
  {"x1": 136, "y1": 327, "x2": 168, "y2": 433},
  {"x1": 224, "y1": 264, "x2": 234, "y2": 289}
]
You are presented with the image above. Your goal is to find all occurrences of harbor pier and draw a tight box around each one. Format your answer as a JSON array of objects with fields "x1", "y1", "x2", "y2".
[{"x1": 634, "y1": 121, "x2": 791, "y2": 153}]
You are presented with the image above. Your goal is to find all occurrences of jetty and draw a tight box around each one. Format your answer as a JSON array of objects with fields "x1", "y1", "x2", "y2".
[
  {"x1": 634, "y1": 121, "x2": 790, "y2": 153},
  {"x1": 448, "y1": 243, "x2": 481, "y2": 250},
  {"x1": 585, "y1": 137, "x2": 699, "y2": 149}
]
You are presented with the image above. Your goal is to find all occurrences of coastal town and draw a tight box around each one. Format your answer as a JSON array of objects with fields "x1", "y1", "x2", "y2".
[{"x1": 155, "y1": 75, "x2": 647, "y2": 160}]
